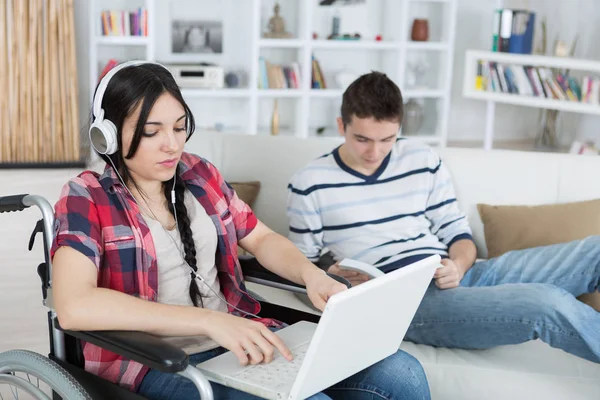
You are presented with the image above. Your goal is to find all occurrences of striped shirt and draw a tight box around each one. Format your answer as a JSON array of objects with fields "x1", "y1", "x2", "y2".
[{"x1": 287, "y1": 139, "x2": 473, "y2": 272}]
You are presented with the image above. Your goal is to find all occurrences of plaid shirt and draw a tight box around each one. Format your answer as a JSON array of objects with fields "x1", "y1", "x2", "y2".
[{"x1": 51, "y1": 152, "x2": 278, "y2": 391}]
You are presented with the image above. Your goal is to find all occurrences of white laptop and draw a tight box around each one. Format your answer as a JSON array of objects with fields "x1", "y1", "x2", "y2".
[{"x1": 197, "y1": 254, "x2": 441, "y2": 400}]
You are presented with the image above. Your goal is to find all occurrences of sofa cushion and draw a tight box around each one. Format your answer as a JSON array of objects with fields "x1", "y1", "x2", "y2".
[
  {"x1": 230, "y1": 181, "x2": 261, "y2": 257},
  {"x1": 477, "y1": 199, "x2": 600, "y2": 259},
  {"x1": 477, "y1": 199, "x2": 600, "y2": 311},
  {"x1": 230, "y1": 181, "x2": 261, "y2": 208}
]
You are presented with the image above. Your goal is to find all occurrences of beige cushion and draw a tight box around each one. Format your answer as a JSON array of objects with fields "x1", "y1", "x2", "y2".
[
  {"x1": 230, "y1": 181, "x2": 261, "y2": 208},
  {"x1": 230, "y1": 181, "x2": 261, "y2": 257},
  {"x1": 477, "y1": 199, "x2": 600, "y2": 259},
  {"x1": 477, "y1": 199, "x2": 600, "y2": 311}
]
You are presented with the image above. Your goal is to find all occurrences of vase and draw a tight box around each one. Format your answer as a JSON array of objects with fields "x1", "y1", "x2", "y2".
[
  {"x1": 535, "y1": 109, "x2": 561, "y2": 150},
  {"x1": 271, "y1": 99, "x2": 280, "y2": 136},
  {"x1": 402, "y1": 99, "x2": 425, "y2": 135},
  {"x1": 411, "y1": 19, "x2": 429, "y2": 42}
]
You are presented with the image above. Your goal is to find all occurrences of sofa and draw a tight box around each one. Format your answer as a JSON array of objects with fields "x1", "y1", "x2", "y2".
[
  {"x1": 1, "y1": 132, "x2": 599, "y2": 399},
  {"x1": 186, "y1": 132, "x2": 600, "y2": 400}
]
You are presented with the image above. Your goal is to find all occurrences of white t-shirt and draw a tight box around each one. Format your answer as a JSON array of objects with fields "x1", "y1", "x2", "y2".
[{"x1": 143, "y1": 189, "x2": 227, "y2": 312}]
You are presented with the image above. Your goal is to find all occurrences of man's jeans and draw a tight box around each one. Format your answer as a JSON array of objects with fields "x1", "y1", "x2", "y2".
[{"x1": 405, "y1": 236, "x2": 600, "y2": 363}]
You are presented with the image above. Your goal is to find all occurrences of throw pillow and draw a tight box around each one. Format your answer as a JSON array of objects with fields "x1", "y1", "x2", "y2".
[
  {"x1": 477, "y1": 199, "x2": 600, "y2": 311},
  {"x1": 229, "y1": 181, "x2": 261, "y2": 257},
  {"x1": 477, "y1": 199, "x2": 600, "y2": 259},
  {"x1": 230, "y1": 181, "x2": 261, "y2": 208}
]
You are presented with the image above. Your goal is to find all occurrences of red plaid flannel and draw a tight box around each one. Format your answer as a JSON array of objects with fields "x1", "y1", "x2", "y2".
[{"x1": 51, "y1": 152, "x2": 277, "y2": 391}]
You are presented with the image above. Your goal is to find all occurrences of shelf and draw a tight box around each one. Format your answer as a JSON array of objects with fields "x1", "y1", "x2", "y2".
[
  {"x1": 464, "y1": 90, "x2": 600, "y2": 116},
  {"x1": 401, "y1": 135, "x2": 442, "y2": 144},
  {"x1": 465, "y1": 50, "x2": 600, "y2": 72},
  {"x1": 403, "y1": 89, "x2": 445, "y2": 98},
  {"x1": 409, "y1": 0, "x2": 451, "y2": 3},
  {"x1": 310, "y1": 89, "x2": 343, "y2": 99},
  {"x1": 311, "y1": 40, "x2": 400, "y2": 50},
  {"x1": 95, "y1": 36, "x2": 150, "y2": 45},
  {"x1": 257, "y1": 90, "x2": 303, "y2": 98},
  {"x1": 259, "y1": 39, "x2": 304, "y2": 48},
  {"x1": 405, "y1": 41, "x2": 449, "y2": 51},
  {"x1": 181, "y1": 88, "x2": 251, "y2": 98}
]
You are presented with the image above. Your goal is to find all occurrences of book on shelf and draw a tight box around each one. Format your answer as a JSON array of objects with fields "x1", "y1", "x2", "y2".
[
  {"x1": 492, "y1": 9, "x2": 535, "y2": 54},
  {"x1": 100, "y1": 8, "x2": 148, "y2": 37},
  {"x1": 311, "y1": 55, "x2": 327, "y2": 89},
  {"x1": 475, "y1": 60, "x2": 600, "y2": 104},
  {"x1": 99, "y1": 58, "x2": 119, "y2": 81},
  {"x1": 257, "y1": 57, "x2": 301, "y2": 89}
]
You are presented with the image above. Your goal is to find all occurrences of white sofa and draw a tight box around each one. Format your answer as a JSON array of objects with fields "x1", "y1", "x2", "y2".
[
  {"x1": 1, "y1": 132, "x2": 599, "y2": 399},
  {"x1": 186, "y1": 132, "x2": 600, "y2": 400}
]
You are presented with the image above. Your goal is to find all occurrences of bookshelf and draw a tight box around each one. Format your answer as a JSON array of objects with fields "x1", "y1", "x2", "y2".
[
  {"x1": 88, "y1": 0, "x2": 457, "y2": 145},
  {"x1": 463, "y1": 50, "x2": 600, "y2": 150},
  {"x1": 88, "y1": 0, "x2": 155, "y2": 103}
]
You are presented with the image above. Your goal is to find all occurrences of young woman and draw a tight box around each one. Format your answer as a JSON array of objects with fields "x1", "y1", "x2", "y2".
[{"x1": 50, "y1": 61, "x2": 431, "y2": 399}]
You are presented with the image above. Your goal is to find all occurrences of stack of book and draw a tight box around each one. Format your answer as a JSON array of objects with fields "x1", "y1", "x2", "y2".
[
  {"x1": 476, "y1": 61, "x2": 600, "y2": 104},
  {"x1": 258, "y1": 57, "x2": 301, "y2": 89},
  {"x1": 311, "y1": 56, "x2": 327, "y2": 89},
  {"x1": 491, "y1": 9, "x2": 535, "y2": 54},
  {"x1": 100, "y1": 8, "x2": 148, "y2": 36}
]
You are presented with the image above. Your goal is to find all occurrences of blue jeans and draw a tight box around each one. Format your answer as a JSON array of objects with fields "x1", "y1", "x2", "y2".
[
  {"x1": 405, "y1": 236, "x2": 600, "y2": 363},
  {"x1": 138, "y1": 343, "x2": 430, "y2": 399}
]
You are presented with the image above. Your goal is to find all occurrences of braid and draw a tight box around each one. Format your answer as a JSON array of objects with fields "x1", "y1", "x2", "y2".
[{"x1": 163, "y1": 168, "x2": 203, "y2": 307}]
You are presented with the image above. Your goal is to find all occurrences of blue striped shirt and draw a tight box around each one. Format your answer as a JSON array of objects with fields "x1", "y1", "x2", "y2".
[{"x1": 287, "y1": 139, "x2": 473, "y2": 271}]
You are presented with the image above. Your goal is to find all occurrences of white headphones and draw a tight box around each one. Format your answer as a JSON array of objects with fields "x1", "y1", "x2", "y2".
[{"x1": 89, "y1": 60, "x2": 171, "y2": 155}]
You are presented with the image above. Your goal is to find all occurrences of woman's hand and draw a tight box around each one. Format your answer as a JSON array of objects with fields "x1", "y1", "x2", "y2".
[
  {"x1": 302, "y1": 268, "x2": 348, "y2": 311},
  {"x1": 204, "y1": 311, "x2": 292, "y2": 365}
]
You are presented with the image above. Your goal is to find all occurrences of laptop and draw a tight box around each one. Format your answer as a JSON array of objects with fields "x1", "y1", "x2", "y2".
[{"x1": 196, "y1": 254, "x2": 441, "y2": 400}]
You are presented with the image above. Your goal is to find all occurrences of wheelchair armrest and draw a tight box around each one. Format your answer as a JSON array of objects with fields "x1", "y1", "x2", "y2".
[
  {"x1": 54, "y1": 318, "x2": 188, "y2": 374},
  {"x1": 239, "y1": 256, "x2": 351, "y2": 293}
]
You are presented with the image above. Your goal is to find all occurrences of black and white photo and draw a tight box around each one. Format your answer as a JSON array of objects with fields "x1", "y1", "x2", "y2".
[{"x1": 171, "y1": 20, "x2": 223, "y2": 54}]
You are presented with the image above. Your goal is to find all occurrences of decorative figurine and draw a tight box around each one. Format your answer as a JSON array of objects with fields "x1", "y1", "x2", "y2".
[{"x1": 263, "y1": 2, "x2": 292, "y2": 39}]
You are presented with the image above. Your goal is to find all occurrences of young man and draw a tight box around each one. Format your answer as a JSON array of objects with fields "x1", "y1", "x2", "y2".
[{"x1": 286, "y1": 71, "x2": 600, "y2": 363}]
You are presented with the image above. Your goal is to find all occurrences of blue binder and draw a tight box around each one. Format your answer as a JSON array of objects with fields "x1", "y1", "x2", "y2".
[{"x1": 508, "y1": 10, "x2": 535, "y2": 54}]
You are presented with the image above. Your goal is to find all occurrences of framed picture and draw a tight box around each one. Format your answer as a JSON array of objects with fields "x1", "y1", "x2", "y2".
[{"x1": 171, "y1": 20, "x2": 223, "y2": 54}]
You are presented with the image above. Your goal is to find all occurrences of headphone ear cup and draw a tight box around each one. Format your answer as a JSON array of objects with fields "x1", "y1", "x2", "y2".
[{"x1": 89, "y1": 118, "x2": 118, "y2": 155}]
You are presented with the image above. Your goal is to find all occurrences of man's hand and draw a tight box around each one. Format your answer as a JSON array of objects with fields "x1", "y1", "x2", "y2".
[
  {"x1": 433, "y1": 258, "x2": 464, "y2": 289},
  {"x1": 302, "y1": 268, "x2": 348, "y2": 311},
  {"x1": 327, "y1": 262, "x2": 371, "y2": 287}
]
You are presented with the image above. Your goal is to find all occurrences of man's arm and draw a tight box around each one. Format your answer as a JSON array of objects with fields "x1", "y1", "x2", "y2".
[
  {"x1": 424, "y1": 151, "x2": 477, "y2": 289},
  {"x1": 448, "y1": 238, "x2": 477, "y2": 274},
  {"x1": 433, "y1": 238, "x2": 477, "y2": 289},
  {"x1": 286, "y1": 178, "x2": 325, "y2": 262}
]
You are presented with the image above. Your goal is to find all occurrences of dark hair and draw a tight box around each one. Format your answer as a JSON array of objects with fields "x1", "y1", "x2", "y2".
[
  {"x1": 92, "y1": 63, "x2": 204, "y2": 307},
  {"x1": 340, "y1": 71, "x2": 404, "y2": 129}
]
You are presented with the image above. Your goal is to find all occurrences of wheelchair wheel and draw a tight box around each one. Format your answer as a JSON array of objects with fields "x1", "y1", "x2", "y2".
[{"x1": 0, "y1": 350, "x2": 91, "y2": 400}]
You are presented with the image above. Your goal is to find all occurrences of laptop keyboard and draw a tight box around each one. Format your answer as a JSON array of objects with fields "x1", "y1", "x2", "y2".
[{"x1": 231, "y1": 340, "x2": 310, "y2": 391}]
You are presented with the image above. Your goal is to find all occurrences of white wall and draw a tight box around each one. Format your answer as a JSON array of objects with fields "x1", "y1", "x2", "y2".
[{"x1": 73, "y1": 0, "x2": 600, "y2": 148}]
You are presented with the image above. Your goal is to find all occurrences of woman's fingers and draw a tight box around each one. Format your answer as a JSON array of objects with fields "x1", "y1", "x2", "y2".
[
  {"x1": 241, "y1": 338, "x2": 264, "y2": 365},
  {"x1": 261, "y1": 327, "x2": 293, "y2": 361},
  {"x1": 231, "y1": 344, "x2": 249, "y2": 366},
  {"x1": 251, "y1": 331, "x2": 276, "y2": 363}
]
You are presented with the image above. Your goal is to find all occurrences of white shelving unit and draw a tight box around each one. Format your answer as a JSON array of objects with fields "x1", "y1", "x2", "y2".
[
  {"x1": 463, "y1": 50, "x2": 600, "y2": 150},
  {"x1": 88, "y1": 0, "x2": 155, "y2": 103},
  {"x1": 89, "y1": 0, "x2": 457, "y2": 145}
]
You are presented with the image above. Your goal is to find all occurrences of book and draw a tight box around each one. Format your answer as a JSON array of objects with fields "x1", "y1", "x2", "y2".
[{"x1": 491, "y1": 9, "x2": 501, "y2": 52}]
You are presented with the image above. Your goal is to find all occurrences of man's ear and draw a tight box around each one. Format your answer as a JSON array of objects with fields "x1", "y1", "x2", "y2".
[{"x1": 336, "y1": 117, "x2": 345, "y2": 136}]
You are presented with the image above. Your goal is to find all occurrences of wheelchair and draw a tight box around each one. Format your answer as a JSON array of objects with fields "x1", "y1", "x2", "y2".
[{"x1": 0, "y1": 194, "x2": 348, "y2": 399}]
